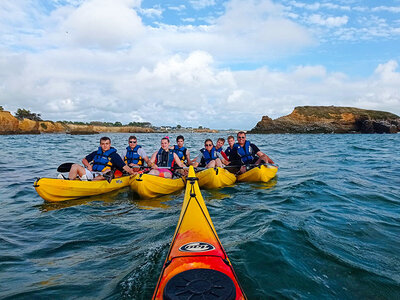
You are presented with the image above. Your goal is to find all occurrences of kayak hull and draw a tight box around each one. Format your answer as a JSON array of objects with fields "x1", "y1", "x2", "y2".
[
  {"x1": 130, "y1": 173, "x2": 185, "y2": 199},
  {"x1": 152, "y1": 166, "x2": 246, "y2": 299},
  {"x1": 237, "y1": 165, "x2": 278, "y2": 183},
  {"x1": 196, "y1": 167, "x2": 236, "y2": 189},
  {"x1": 34, "y1": 176, "x2": 131, "y2": 202}
]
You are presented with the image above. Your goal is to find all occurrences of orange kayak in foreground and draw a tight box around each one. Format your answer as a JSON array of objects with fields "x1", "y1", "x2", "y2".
[{"x1": 152, "y1": 166, "x2": 246, "y2": 299}]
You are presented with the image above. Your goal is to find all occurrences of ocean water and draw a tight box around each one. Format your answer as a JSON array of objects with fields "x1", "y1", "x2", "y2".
[{"x1": 0, "y1": 133, "x2": 399, "y2": 299}]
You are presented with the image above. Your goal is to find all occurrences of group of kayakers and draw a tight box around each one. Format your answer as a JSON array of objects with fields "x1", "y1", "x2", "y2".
[{"x1": 67, "y1": 132, "x2": 274, "y2": 181}]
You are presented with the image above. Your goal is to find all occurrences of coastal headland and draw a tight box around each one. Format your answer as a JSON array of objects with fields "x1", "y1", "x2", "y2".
[
  {"x1": 0, "y1": 110, "x2": 218, "y2": 135},
  {"x1": 249, "y1": 106, "x2": 400, "y2": 134}
]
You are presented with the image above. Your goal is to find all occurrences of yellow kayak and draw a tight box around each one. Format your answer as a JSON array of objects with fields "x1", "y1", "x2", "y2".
[
  {"x1": 34, "y1": 176, "x2": 132, "y2": 202},
  {"x1": 236, "y1": 165, "x2": 278, "y2": 183},
  {"x1": 130, "y1": 173, "x2": 186, "y2": 199},
  {"x1": 196, "y1": 167, "x2": 236, "y2": 189},
  {"x1": 153, "y1": 166, "x2": 246, "y2": 299}
]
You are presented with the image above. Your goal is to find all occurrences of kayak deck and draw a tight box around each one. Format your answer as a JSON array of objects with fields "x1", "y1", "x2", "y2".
[
  {"x1": 34, "y1": 176, "x2": 132, "y2": 202},
  {"x1": 152, "y1": 166, "x2": 246, "y2": 299},
  {"x1": 130, "y1": 173, "x2": 186, "y2": 199},
  {"x1": 196, "y1": 167, "x2": 237, "y2": 189}
]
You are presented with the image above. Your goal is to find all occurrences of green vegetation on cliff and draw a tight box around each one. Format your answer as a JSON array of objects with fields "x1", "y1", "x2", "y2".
[
  {"x1": 15, "y1": 108, "x2": 42, "y2": 121},
  {"x1": 294, "y1": 106, "x2": 399, "y2": 120}
]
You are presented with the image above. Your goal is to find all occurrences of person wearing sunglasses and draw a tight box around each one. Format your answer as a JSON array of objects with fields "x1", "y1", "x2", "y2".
[
  {"x1": 148, "y1": 136, "x2": 185, "y2": 178},
  {"x1": 120, "y1": 136, "x2": 152, "y2": 172},
  {"x1": 192, "y1": 139, "x2": 226, "y2": 168},
  {"x1": 232, "y1": 131, "x2": 275, "y2": 174}
]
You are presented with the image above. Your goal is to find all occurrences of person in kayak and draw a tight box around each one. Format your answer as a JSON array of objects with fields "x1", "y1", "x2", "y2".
[
  {"x1": 231, "y1": 131, "x2": 275, "y2": 174},
  {"x1": 120, "y1": 136, "x2": 152, "y2": 172},
  {"x1": 172, "y1": 135, "x2": 191, "y2": 166},
  {"x1": 224, "y1": 135, "x2": 236, "y2": 161},
  {"x1": 148, "y1": 136, "x2": 185, "y2": 178},
  {"x1": 215, "y1": 138, "x2": 229, "y2": 161},
  {"x1": 68, "y1": 136, "x2": 135, "y2": 180},
  {"x1": 192, "y1": 139, "x2": 228, "y2": 168}
]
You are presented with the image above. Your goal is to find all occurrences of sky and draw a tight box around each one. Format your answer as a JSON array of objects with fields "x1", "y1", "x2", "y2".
[{"x1": 1, "y1": 0, "x2": 400, "y2": 130}]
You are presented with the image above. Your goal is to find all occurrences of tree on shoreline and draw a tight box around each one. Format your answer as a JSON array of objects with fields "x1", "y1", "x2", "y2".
[{"x1": 15, "y1": 108, "x2": 42, "y2": 121}]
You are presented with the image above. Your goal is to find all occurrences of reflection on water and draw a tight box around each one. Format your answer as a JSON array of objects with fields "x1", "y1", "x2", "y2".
[
  {"x1": 248, "y1": 177, "x2": 278, "y2": 190},
  {"x1": 38, "y1": 187, "x2": 131, "y2": 212}
]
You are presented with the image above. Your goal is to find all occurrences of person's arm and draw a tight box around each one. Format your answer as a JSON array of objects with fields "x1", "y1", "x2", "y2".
[
  {"x1": 111, "y1": 153, "x2": 135, "y2": 175},
  {"x1": 216, "y1": 152, "x2": 229, "y2": 165},
  {"x1": 185, "y1": 149, "x2": 191, "y2": 165},
  {"x1": 82, "y1": 158, "x2": 93, "y2": 171},
  {"x1": 221, "y1": 150, "x2": 228, "y2": 161},
  {"x1": 149, "y1": 152, "x2": 158, "y2": 169},
  {"x1": 191, "y1": 153, "x2": 203, "y2": 168},
  {"x1": 122, "y1": 165, "x2": 135, "y2": 175},
  {"x1": 173, "y1": 153, "x2": 184, "y2": 168},
  {"x1": 256, "y1": 150, "x2": 274, "y2": 164},
  {"x1": 82, "y1": 152, "x2": 95, "y2": 171}
]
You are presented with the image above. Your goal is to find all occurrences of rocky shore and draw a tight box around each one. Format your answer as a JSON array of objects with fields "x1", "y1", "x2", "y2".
[
  {"x1": 0, "y1": 111, "x2": 155, "y2": 135},
  {"x1": 249, "y1": 106, "x2": 400, "y2": 134}
]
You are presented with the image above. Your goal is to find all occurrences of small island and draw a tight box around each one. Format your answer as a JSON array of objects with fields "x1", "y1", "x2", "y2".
[{"x1": 249, "y1": 106, "x2": 400, "y2": 134}]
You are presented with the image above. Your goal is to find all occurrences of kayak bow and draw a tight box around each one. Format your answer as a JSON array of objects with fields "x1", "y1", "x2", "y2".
[{"x1": 152, "y1": 166, "x2": 246, "y2": 299}]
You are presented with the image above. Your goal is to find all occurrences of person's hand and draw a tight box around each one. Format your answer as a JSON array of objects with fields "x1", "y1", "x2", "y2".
[{"x1": 87, "y1": 165, "x2": 93, "y2": 171}]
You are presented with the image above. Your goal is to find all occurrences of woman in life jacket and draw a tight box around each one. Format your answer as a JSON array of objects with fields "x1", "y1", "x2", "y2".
[
  {"x1": 148, "y1": 136, "x2": 185, "y2": 178},
  {"x1": 192, "y1": 139, "x2": 224, "y2": 169}
]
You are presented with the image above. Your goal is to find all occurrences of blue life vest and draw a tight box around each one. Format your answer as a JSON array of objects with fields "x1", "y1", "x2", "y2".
[
  {"x1": 124, "y1": 145, "x2": 143, "y2": 165},
  {"x1": 200, "y1": 147, "x2": 218, "y2": 165},
  {"x1": 235, "y1": 141, "x2": 254, "y2": 165},
  {"x1": 92, "y1": 147, "x2": 117, "y2": 172},
  {"x1": 215, "y1": 147, "x2": 222, "y2": 153},
  {"x1": 156, "y1": 148, "x2": 174, "y2": 168},
  {"x1": 173, "y1": 145, "x2": 187, "y2": 163}
]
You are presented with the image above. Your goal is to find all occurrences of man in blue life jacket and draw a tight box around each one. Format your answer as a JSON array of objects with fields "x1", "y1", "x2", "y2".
[
  {"x1": 68, "y1": 136, "x2": 135, "y2": 180},
  {"x1": 231, "y1": 131, "x2": 274, "y2": 174},
  {"x1": 120, "y1": 136, "x2": 151, "y2": 171},
  {"x1": 192, "y1": 139, "x2": 227, "y2": 168}
]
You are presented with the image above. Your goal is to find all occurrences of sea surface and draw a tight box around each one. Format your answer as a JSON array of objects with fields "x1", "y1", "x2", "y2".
[{"x1": 0, "y1": 133, "x2": 399, "y2": 299}]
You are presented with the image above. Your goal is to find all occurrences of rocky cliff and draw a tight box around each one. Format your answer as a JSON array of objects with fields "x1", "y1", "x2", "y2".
[
  {"x1": 249, "y1": 106, "x2": 400, "y2": 134},
  {"x1": 0, "y1": 111, "x2": 155, "y2": 135}
]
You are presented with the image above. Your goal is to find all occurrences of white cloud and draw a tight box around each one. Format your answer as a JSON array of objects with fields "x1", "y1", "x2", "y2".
[
  {"x1": 190, "y1": 0, "x2": 216, "y2": 10},
  {"x1": 308, "y1": 14, "x2": 349, "y2": 27},
  {"x1": 59, "y1": 0, "x2": 145, "y2": 49}
]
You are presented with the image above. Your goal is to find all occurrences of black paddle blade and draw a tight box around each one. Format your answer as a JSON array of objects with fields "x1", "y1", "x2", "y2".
[{"x1": 57, "y1": 162, "x2": 74, "y2": 172}]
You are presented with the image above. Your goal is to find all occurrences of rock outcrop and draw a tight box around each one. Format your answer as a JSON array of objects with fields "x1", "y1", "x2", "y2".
[
  {"x1": 0, "y1": 111, "x2": 155, "y2": 135},
  {"x1": 0, "y1": 111, "x2": 20, "y2": 134},
  {"x1": 249, "y1": 106, "x2": 400, "y2": 134}
]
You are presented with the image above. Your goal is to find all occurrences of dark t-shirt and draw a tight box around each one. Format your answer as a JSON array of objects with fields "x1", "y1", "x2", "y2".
[{"x1": 85, "y1": 150, "x2": 126, "y2": 171}]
